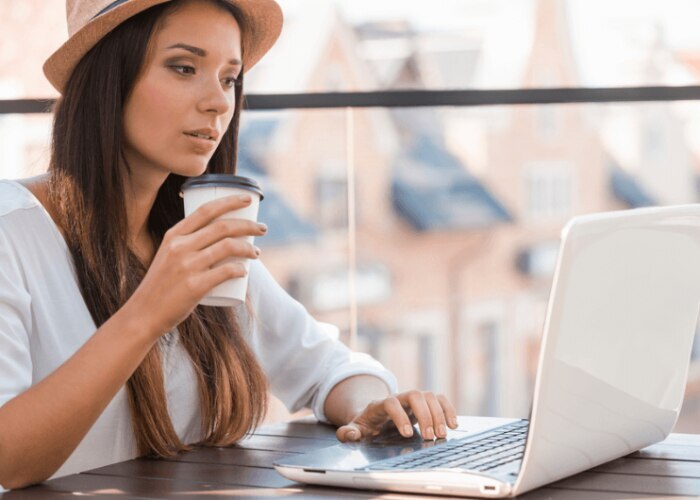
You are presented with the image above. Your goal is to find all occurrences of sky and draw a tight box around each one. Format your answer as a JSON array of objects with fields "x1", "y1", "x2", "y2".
[
  {"x1": 273, "y1": 0, "x2": 700, "y2": 88},
  {"x1": 277, "y1": 0, "x2": 700, "y2": 50}
]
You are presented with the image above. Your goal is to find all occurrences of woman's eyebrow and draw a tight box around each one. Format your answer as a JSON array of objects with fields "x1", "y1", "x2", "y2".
[{"x1": 166, "y1": 43, "x2": 242, "y2": 66}]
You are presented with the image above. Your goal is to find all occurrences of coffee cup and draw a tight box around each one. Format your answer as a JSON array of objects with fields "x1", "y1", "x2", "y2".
[{"x1": 181, "y1": 174, "x2": 264, "y2": 306}]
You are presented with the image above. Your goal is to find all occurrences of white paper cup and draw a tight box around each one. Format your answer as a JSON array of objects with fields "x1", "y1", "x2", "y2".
[{"x1": 181, "y1": 174, "x2": 264, "y2": 307}]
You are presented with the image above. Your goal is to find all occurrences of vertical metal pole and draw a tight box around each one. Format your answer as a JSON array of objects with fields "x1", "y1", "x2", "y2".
[
  {"x1": 448, "y1": 234, "x2": 490, "y2": 412},
  {"x1": 346, "y1": 107, "x2": 358, "y2": 350}
]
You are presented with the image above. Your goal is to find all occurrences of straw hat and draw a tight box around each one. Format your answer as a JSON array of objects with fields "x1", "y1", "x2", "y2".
[{"x1": 43, "y1": 0, "x2": 283, "y2": 94}]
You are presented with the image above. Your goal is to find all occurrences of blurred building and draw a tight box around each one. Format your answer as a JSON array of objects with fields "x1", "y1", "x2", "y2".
[
  {"x1": 247, "y1": 0, "x2": 700, "y2": 424},
  {"x1": 2, "y1": 0, "x2": 700, "y2": 429},
  {"x1": 0, "y1": 1, "x2": 63, "y2": 178}
]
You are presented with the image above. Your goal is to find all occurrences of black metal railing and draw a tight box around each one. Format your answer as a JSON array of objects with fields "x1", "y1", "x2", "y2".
[{"x1": 3, "y1": 85, "x2": 700, "y2": 114}]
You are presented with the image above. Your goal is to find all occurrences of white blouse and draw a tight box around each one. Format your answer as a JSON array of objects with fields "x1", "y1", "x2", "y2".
[{"x1": 0, "y1": 180, "x2": 397, "y2": 480}]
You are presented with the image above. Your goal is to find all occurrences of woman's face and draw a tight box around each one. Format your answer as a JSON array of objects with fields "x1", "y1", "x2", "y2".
[{"x1": 122, "y1": 0, "x2": 242, "y2": 180}]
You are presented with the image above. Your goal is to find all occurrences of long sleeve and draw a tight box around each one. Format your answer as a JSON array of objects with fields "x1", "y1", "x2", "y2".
[{"x1": 238, "y1": 259, "x2": 398, "y2": 423}]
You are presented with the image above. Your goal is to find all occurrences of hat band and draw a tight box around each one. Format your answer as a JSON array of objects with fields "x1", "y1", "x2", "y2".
[{"x1": 92, "y1": 0, "x2": 131, "y2": 20}]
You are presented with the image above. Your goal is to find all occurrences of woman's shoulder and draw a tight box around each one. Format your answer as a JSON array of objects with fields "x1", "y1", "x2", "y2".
[
  {"x1": 0, "y1": 177, "x2": 54, "y2": 242},
  {"x1": 0, "y1": 176, "x2": 69, "y2": 274},
  {"x1": 0, "y1": 178, "x2": 44, "y2": 219}
]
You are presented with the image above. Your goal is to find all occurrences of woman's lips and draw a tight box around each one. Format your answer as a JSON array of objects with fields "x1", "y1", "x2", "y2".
[{"x1": 183, "y1": 132, "x2": 216, "y2": 152}]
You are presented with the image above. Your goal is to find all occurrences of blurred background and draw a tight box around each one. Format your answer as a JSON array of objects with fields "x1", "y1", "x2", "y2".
[{"x1": 2, "y1": 0, "x2": 700, "y2": 432}]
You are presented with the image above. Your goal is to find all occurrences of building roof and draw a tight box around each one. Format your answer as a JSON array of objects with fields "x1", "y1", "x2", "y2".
[
  {"x1": 609, "y1": 162, "x2": 656, "y2": 208},
  {"x1": 392, "y1": 135, "x2": 512, "y2": 231},
  {"x1": 355, "y1": 21, "x2": 482, "y2": 90},
  {"x1": 238, "y1": 117, "x2": 280, "y2": 163},
  {"x1": 236, "y1": 161, "x2": 317, "y2": 248}
]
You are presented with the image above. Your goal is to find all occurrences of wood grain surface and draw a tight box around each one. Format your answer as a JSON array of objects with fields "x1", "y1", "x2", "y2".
[{"x1": 3, "y1": 418, "x2": 699, "y2": 499}]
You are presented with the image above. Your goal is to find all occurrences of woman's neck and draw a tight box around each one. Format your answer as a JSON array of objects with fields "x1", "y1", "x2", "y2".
[{"x1": 124, "y1": 173, "x2": 167, "y2": 266}]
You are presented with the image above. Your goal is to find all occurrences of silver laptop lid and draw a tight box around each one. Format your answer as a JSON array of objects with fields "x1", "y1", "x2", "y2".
[{"x1": 514, "y1": 205, "x2": 700, "y2": 495}]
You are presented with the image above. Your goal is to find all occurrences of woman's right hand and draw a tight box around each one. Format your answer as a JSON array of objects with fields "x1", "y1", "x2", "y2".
[{"x1": 126, "y1": 194, "x2": 267, "y2": 339}]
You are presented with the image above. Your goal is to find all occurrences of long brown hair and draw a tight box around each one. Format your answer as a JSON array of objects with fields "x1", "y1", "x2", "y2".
[{"x1": 47, "y1": 0, "x2": 267, "y2": 457}]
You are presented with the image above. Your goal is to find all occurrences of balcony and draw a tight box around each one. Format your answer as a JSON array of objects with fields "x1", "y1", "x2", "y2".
[{"x1": 2, "y1": 0, "x2": 700, "y2": 432}]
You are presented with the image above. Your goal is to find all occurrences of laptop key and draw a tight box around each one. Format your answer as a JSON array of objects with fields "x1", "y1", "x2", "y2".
[
  {"x1": 363, "y1": 421, "x2": 529, "y2": 472},
  {"x1": 445, "y1": 447, "x2": 525, "y2": 471}
]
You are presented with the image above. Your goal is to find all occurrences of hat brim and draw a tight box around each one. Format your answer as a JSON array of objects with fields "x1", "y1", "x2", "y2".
[{"x1": 43, "y1": 0, "x2": 283, "y2": 94}]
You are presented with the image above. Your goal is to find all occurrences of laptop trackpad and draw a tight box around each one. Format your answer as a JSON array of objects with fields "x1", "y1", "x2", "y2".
[
  {"x1": 281, "y1": 437, "x2": 445, "y2": 471},
  {"x1": 277, "y1": 416, "x2": 519, "y2": 471}
]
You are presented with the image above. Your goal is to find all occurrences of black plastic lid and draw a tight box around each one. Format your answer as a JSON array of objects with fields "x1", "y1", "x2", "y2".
[{"x1": 181, "y1": 174, "x2": 264, "y2": 200}]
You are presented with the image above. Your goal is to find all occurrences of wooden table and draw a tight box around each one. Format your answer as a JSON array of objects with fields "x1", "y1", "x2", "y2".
[{"x1": 4, "y1": 417, "x2": 700, "y2": 498}]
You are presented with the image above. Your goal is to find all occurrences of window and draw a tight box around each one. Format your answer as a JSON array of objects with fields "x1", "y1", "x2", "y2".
[
  {"x1": 478, "y1": 321, "x2": 502, "y2": 416},
  {"x1": 536, "y1": 106, "x2": 558, "y2": 141},
  {"x1": 292, "y1": 262, "x2": 391, "y2": 312},
  {"x1": 524, "y1": 161, "x2": 574, "y2": 221},
  {"x1": 316, "y1": 167, "x2": 349, "y2": 230}
]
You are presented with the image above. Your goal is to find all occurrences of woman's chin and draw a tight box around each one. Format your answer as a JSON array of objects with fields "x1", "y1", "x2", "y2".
[{"x1": 170, "y1": 163, "x2": 209, "y2": 178}]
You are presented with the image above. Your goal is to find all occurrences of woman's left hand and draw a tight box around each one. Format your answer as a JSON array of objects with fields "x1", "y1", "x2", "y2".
[{"x1": 336, "y1": 390, "x2": 459, "y2": 442}]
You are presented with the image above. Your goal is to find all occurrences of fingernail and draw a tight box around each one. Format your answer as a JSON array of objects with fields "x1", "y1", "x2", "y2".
[
  {"x1": 258, "y1": 223, "x2": 268, "y2": 232},
  {"x1": 450, "y1": 417, "x2": 458, "y2": 427},
  {"x1": 425, "y1": 426, "x2": 434, "y2": 439},
  {"x1": 254, "y1": 246, "x2": 261, "y2": 256},
  {"x1": 402, "y1": 424, "x2": 413, "y2": 436},
  {"x1": 348, "y1": 430, "x2": 359, "y2": 440},
  {"x1": 239, "y1": 194, "x2": 252, "y2": 203},
  {"x1": 438, "y1": 424, "x2": 446, "y2": 437}
]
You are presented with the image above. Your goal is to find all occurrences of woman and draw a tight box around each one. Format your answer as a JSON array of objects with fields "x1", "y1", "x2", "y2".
[{"x1": 0, "y1": 0, "x2": 458, "y2": 489}]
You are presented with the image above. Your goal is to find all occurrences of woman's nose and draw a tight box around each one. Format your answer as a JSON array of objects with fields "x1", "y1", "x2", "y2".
[{"x1": 197, "y1": 78, "x2": 232, "y2": 115}]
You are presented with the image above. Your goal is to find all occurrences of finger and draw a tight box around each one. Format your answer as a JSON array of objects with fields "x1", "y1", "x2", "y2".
[
  {"x1": 382, "y1": 396, "x2": 415, "y2": 438},
  {"x1": 188, "y1": 218, "x2": 267, "y2": 251},
  {"x1": 437, "y1": 394, "x2": 459, "y2": 429},
  {"x1": 198, "y1": 238, "x2": 259, "y2": 270},
  {"x1": 399, "y1": 391, "x2": 434, "y2": 440},
  {"x1": 336, "y1": 422, "x2": 363, "y2": 442},
  {"x1": 195, "y1": 261, "x2": 248, "y2": 295},
  {"x1": 343, "y1": 398, "x2": 408, "y2": 439},
  {"x1": 174, "y1": 194, "x2": 254, "y2": 236},
  {"x1": 425, "y1": 393, "x2": 447, "y2": 438}
]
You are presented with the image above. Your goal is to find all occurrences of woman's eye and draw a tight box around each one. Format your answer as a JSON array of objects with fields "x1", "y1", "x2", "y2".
[
  {"x1": 222, "y1": 76, "x2": 241, "y2": 89},
  {"x1": 169, "y1": 65, "x2": 239, "y2": 88},
  {"x1": 171, "y1": 65, "x2": 195, "y2": 75}
]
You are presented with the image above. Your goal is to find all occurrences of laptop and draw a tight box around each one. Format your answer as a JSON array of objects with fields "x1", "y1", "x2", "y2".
[{"x1": 274, "y1": 205, "x2": 700, "y2": 497}]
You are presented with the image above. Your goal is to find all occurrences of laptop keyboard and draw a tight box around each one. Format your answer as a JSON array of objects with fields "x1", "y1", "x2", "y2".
[{"x1": 362, "y1": 420, "x2": 528, "y2": 473}]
